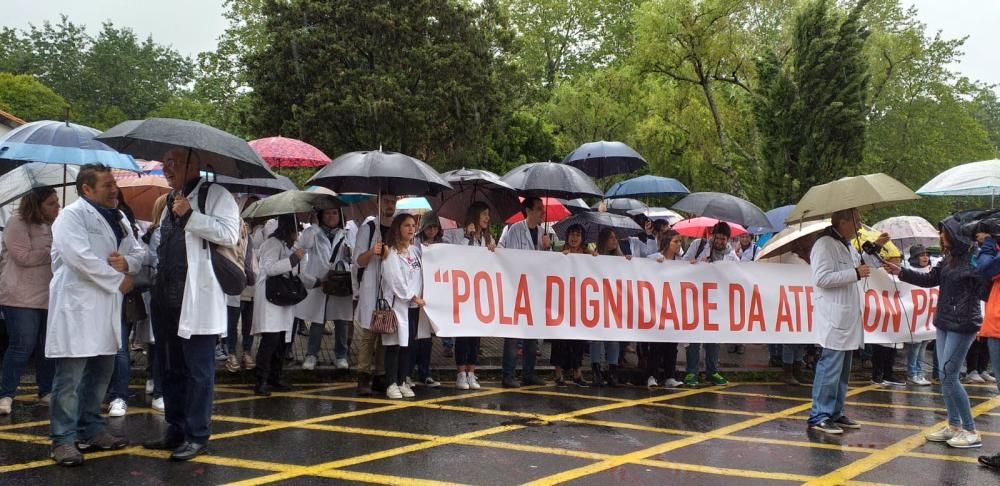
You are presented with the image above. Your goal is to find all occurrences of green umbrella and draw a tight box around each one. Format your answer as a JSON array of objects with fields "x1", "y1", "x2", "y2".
[
  {"x1": 241, "y1": 190, "x2": 342, "y2": 219},
  {"x1": 784, "y1": 173, "x2": 919, "y2": 224}
]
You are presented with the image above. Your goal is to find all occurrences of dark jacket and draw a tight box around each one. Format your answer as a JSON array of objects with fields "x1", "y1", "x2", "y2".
[{"x1": 899, "y1": 217, "x2": 985, "y2": 335}]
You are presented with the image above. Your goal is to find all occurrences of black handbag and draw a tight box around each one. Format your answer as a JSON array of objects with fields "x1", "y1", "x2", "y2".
[
  {"x1": 266, "y1": 266, "x2": 307, "y2": 306},
  {"x1": 323, "y1": 261, "x2": 353, "y2": 297}
]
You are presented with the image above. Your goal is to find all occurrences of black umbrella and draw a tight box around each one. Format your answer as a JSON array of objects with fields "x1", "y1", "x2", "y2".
[
  {"x1": 562, "y1": 141, "x2": 647, "y2": 179},
  {"x1": 307, "y1": 150, "x2": 451, "y2": 196},
  {"x1": 500, "y1": 162, "x2": 602, "y2": 200},
  {"x1": 97, "y1": 118, "x2": 275, "y2": 179},
  {"x1": 553, "y1": 211, "x2": 643, "y2": 243},
  {"x1": 559, "y1": 198, "x2": 591, "y2": 215},
  {"x1": 591, "y1": 198, "x2": 648, "y2": 215},
  {"x1": 427, "y1": 168, "x2": 521, "y2": 223},
  {"x1": 208, "y1": 173, "x2": 297, "y2": 196},
  {"x1": 671, "y1": 192, "x2": 771, "y2": 229}
]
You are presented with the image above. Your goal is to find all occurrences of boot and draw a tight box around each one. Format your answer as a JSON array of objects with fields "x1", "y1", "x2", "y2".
[
  {"x1": 254, "y1": 379, "x2": 271, "y2": 397},
  {"x1": 356, "y1": 372, "x2": 372, "y2": 396},
  {"x1": 591, "y1": 364, "x2": 605, "y2": 387},
  {"x1": 606, "y1": 364, "x2": 620, "y2": 387},
  {"x1": 792, "y1": 362, "x2": 808, "y2": 384},
  {"x1": 782, "y1": 364, "x2": 800, "y2": 386},
  {"x1": 371, "y1": 374, "x2": 388, "y2": 393}
]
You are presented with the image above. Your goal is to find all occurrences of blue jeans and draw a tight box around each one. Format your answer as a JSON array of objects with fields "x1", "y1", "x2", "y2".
[
  {"x1": 502, "y1": 338, "x2": 537, "y2": 381},
  {"x1": 808, "y1": 348, "x2": 853, "y2": 425},
  {"x1": 441, "y1": 337, "x2": 455, "y2": 350},
  {"x1": 49, "y1": 355, "x2": 115, "y2": 446},
  {"x1": 782, "y1": 344, "x2": 805, "y2": 364},
  {"x1": 936, "y1": 329, "x2": 976, "y2": 431},
  {"x1": 226, "y1": 304, "x2": 254, "y2": 355},
  {"x1": 768, "y1": 344, "x2": 782, "y2": 362},
  {"x1": 905, "y1": 341, "x2": 930, "y2": 377},
  {"x1": 589, "y1": 341, "x2": 620, "y2": 366},
  {"x1": 988, "y1": 338, "x2": 1000, "y2": 394},
  {"x1": 307, "y1": 320, "x2": 349, "y2": 360},
  {"x1": 108, "y1": 318, "x2": 132, "y2": 401},
  {"x1": 685, "y1": 343, "x2": 720, "y2": 375},
  {"x1": 0, "y1": 307, "x2": 53, "y2": 399}
]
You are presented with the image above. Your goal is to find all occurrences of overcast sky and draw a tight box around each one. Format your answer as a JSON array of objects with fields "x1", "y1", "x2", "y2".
[{"x1": 4, "y1": 0, "x2": 999, "y2": 87}]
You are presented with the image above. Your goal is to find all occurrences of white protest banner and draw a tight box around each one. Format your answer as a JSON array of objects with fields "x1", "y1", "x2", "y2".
[{"x1": 421, "y1": 245, "x2": 938, "y2": 344}]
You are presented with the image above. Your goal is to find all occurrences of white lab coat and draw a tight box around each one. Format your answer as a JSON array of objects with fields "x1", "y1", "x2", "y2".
[
  {"x1": 252, "y1": 236, "x2": 299, "y2": 341},
  {"x1": 295, "y1": 225, "x2": 352, "y2": 323},
  {"x1": 682, "y1": 239, "x2": 740, "y2": 262},
  {"x1": 46, "y1": 199, "x2": 145, "y2": 358},
  {"x1": 354, "y1": 218, "x2": 385, "y2": 329},
  {"x1": 736, "y1": 243, "x2": 760, "y2": 262},
  {"x1": 628, "y1": 235, "x2": 657, "y2": 258},
  {"x1": 380, "y1": 245, "x2": 426, "y2": 346},
  {"x1": 498, "y1": 220, "x2": 555, "y2": 251},
  {"x1": 810, "y1": 230, "x2": 864, "y2": 351},
  {"x1": 158, "y1": 180, "x2": 241, "y2": 339}
]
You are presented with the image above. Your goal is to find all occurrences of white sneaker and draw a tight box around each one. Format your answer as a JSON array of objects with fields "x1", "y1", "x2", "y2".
[
  {"x1": 145, "y1": 379, "x2": 154, "y2": 394},
  {"x1": 423, "y1": 377, "x2": 441, "y2": 388},
  {"x1": 334, "y1": 358, "x2": 349, "y2": 370},
  {"x1": 908, "y1": 375, "x2": 931, "y2": 386},
  {"x1": 0, "y1": 397, "x2": 12, "y2": 415},
  {"x1": 467, "y1": 373, "x2": 481, "y2": 390},
  {"x1": 400, "y1": 382, "x2": 415, "y2": 398},
  {"x1": 646, "y1": 376, "x2": 658, "y2": 387},
  {"x1": 151, "y1": 397, "x2": 165, "y2": 412},
  {"x1": 965, "y1": 371, "x2": 986, "y2": 383},
  {"x1": 302, "y1": 355, "x2": 317, "y2": 370},
  {"x1": 386, "y1": 384, "x2": 403, "y2": 399},
  {"x1": 926, "y1": 425, "x2": 960, "y2": 442},
  {"x1": 456, "y1": 372, "x2": 469, "y2": 390},
  {"x1": 108, "y1": 398, "x2": 127, "y2": 417},
  {"x1": 946, "y1": 429, "x2": 982, "y2": 448},
  {"x1": 983, "y1": 372, "x2": 997, "y2": 383},
  {"x1": 404, "y1": 376, "x2": 414, "y2": 388},
  {"x1": 663, "y1": 378, "x2": 683, "y2": 388}
]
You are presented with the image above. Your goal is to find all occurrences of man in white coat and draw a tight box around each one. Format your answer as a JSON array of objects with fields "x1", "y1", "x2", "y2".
[
  {"x1": 497, "y1": 197, "x2": 551, "y2": 388},
  {"x1": 353, "y1": 195, "x2": 396, "y2": 395},
  {"x1": 807, "y1": 208, "x2": 870, "y2": 435},
  {"x1": 143, "y1": 149, "x2": 240, "y2": 461},
  {"x1": 46, "y1": 164, "x2": 144, "y2": 466}
]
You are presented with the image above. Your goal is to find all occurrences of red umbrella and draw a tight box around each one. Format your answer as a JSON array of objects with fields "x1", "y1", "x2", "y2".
[
  {"x1": 673, "y1": 217, "x2": 748, "y2": 238},
  {"x1": 505, "y1": 197, "x2": 570, "y2": 224},
  {"x1": 248, "y1": 136, "x2": 332, "y2": 169}
]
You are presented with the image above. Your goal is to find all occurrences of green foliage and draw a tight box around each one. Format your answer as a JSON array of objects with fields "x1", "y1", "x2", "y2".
[{"x1": 0, "y1": 72, "x2": 68, "y2": 121}]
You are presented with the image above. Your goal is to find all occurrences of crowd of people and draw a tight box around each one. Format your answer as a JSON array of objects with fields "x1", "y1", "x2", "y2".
[{"x1": 0, "y1": 157, "x2": 997, "y2": 471}]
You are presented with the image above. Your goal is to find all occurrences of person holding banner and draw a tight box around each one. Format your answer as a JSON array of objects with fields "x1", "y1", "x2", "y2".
[
  {"x1": 450, "y1": 203, "x2": 495, "y2": 390},
  {"x1": 551, "y1": 224, "x2": 592, "y2": 387},
  {"x1": 807, "y1": 209, "x2": 868, "y2": 435},
  {"x1": 379, "y1": 213, "x2": 426, "y2": 400},
  {"x1": 497, "y1": 197, "x2": 551, "y2": 388},
  {"x1": 591, "y1": 228, "x2": 632, "y2": 387},
  {"x1": 681, "y1": 221, "x2": 736, "y2": 387},
  {"x1": 643, "y1": 229, "x2": 684, "y2": 387},
  {"x1": 885, "y1": 216, "x2": 985, "y2": 448}
]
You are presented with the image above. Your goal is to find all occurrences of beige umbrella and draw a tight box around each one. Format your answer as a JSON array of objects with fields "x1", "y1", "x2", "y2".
[
  {"x1": 117, "y1": 175, "x2": 170, "y2": 222},
  {"x1": 756, "y1": 219, "x2": 830, "y2": 261},
  {"x1": 784, "y1": 173, "x2": 919, "y2": 224}
]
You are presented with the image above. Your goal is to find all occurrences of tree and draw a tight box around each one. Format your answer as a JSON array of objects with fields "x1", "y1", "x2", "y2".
[{"x1": 0, "y1": 73, "x2": 68, "y2": 121}]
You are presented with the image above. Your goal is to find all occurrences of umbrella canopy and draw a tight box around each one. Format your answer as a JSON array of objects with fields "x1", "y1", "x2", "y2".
[
  {"x1": 757, "y1": 219, "x2": 830, "y2": 261},
  {"x1": 208, "y1": 173, "x2": 297, "y2": 196},
  {"x1": 97, "y1": 118, "x2": 275, "y2": 179},
  {"x1": 307, "y1": 150, "x2": 451, "y2": 196},
  {"x1": 427, "y1": 168, "x2": 521, "y2": 223},
  {"x1": 249, "y1": 136, "x2": 332, "y2": 169},
  {"x1": 916, "y1": 159, "x2": 1000, "y2": 197},
  {"x1": 873, "y1": 216, "x2": 940, "y2": 251},
  {"x1": 672, "y1": 192, "x2": 770, "y2": 229},
  {"x1": 0, "y1": 163, "x2": 80, "y2": 207},
  {"x1": 628, "y1": 207, "x2": 684, "y2": 224},
  {"x1": 500, "y1": 162, "x2": 602, "y2": 200},
  {"x1": 748, "y1": 204, "x2": 796, "y2": 235},
  {"x1": 562, "y1": 141, "x2": 647, "y2": 179},
  {"x1": 593, "y1": 198, "x2": 647, "y2": 215},
  {"x1": 785, "y1": 173, "x2": 919, "y2": 224},
  {"x1": 114, "y1": 160, "x2": 163, "y2": 180},
  {"x1": 396, "y1": 197, "x2": 432, "y2": 215},
  {"x1": 560, "y1": 198, "x2": 591, "y2": 215},
  {"x1": 0, "y1": 120, "x2": 139, "y2": 173},
  {"x1": 672, "y1": 217, "x2": 748, "y2": 238},
  {"x1": 241, "y1": 190, "x2": 343, "y2": 219},
  {"x1": 553, "y1": 211, "x2": 643, "y2": 242},
  {"x1": 604, "y1": 175, "x2": 690, "y2": 199},
  {"x1": 506, "y1": 197, "x2": 570, "y2": 224},
  {"x1": 118, "y1": 175, "x2": 171, "y2": 222}
]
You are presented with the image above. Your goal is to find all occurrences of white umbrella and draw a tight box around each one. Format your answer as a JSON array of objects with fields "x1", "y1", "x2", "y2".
[
  {"x1": 756, "y1": 219, "x2": 830, "y2": 261},
  {"x1": 916, "y1": 159, "x2": 1000, "y2": 207},
  {"x1": 873, "y1": 216, "x2": 939, "y2": 251},
  {"x1": 0, "y1": 163, "x2": 80, "y2": 207},
  {"x1": 628, "y1": 207, "x2": 683, "y2": 224}
]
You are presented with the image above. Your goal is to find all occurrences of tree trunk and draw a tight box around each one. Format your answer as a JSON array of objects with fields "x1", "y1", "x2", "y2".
[{"x1": 699, "y1": 79, "x2": 747, "y2": 198}]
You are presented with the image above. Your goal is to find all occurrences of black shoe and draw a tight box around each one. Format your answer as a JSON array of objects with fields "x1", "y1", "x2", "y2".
[
  {"x1": 522, "y1": 376, "x2": 547, "y2": 386},
  {"x1": 269, "y1": 381, "x2": 292, "y2": 392},
  {"x1": 554, "y1": 378, "x2": 567, "y2": 387},
  {"x1": 254, "y1": 381, "x2": 271, "y2": 396},
  {"x1": 143, "y1": 434, "x2": 184, "y2": 451},
  {"x1": 502, "y1": 377, "x2": 520, "y2": 388},
  {"x1": 170, "y1": 441, "x2": 208, "y2": 461},
  {"x1": 833, "y1": 416, "x2": 861, "y2": 429},
  {"x1": 572, "y1": 377, "x2": 589, "y2": 388},
  {"x1": 356, "y1": 373, "x2": 372, "y2": 396},
  {"x1": 979, "y1": 452, "x2": 1000, "y2": 470},
  {"x1": 605, "y1": 365, "x2": 619, "y2": 388},
  {"x1": 371, "y1": 375, "x2": 388, "y2": 393},
  {"x1": 881, "y1": 377, "x2": 905, "y2": 386},
  {"x1": 809, "y1": 419, "x2": 844, "y2": 435}
]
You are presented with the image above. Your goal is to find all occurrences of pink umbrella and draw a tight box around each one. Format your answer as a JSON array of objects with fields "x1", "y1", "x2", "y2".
[
  {"x1": 673, "y1": 217, "x2": 747, "y2": 238},
  {"x1": 505, "y1": 197, "x2": 570, "y2": 224},
  {"x1": 249, "y1": 136, "x2": 332, "y2": 169}
]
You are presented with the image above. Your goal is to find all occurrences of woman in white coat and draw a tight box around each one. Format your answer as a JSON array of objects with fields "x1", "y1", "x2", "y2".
[
  {"x1": 379, "y1": 213, "x2": 425, "y2": 399},
  {"x1": 251, "y1": 215, "x2": 304, "y2": 396},
  {"x1": 296, "y1": 208, "x2": 352, "y2": 371}
]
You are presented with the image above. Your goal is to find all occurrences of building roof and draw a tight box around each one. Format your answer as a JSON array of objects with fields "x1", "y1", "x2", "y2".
[{"x1": 0, "y1": 109, "x2": 26, "y2": 129}]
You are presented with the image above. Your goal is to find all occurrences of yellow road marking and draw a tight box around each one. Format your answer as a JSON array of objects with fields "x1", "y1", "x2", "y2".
[
  {"x1": 903, "y1": 451, "x2": 981, "y2": 464},
  {"x1": 313, "y1": 469, "x2": 467, "y2": 486},
  {"x1": 505, "y1": 388, "x2": 629, "y2": 402},
  {"x1": 645, "y1": 402, "x2": 767, "y2": 416},
  {"x1": 633, "y1": 458, "x2": 816, "y2": 482}
]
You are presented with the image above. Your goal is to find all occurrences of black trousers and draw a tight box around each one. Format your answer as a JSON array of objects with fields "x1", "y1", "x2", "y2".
[
  {"x1": 550, "y1": 340, "x2": 586, "y2": 370},
  {"x1": 384, "y1": 308, "x2": 419, "y2": 386},
  {"x1": 872, "y1": 346, "x2": 897, "y2": 382},
  {"x1": 255, "y1": 332, "x2": 287, "y2": 384},
  {"x1": 966, "y1": 339, "x2": 989, "y2": 373},
  {"x1": 641, "y1": 342, "x2": 679, "y2": 380}
]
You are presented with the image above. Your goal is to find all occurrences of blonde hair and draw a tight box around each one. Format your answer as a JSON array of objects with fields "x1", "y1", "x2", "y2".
[{"x1": 149, "y1": 193, "x2": 170, "y2": 231}]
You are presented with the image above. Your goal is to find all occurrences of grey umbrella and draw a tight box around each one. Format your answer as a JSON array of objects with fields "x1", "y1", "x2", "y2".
[
  {"x1": 500, "y1": 162, "x2": 603, "y2": 200},
  {"x1": 241, "y1": 190, "x2": 343, "y2": 219},
  {"x1": 562, "y1": 140, "x2": 647, "y2": 179},
  {"x1": 208, "y1": 173, "x2": 297, "y2": 196},
  {"x1": 427, "y1": 168, "x2": 521, "y2": 223},
  {"x1": 553, "y1": 211, "x2": 643, "y2": 242},
  {"x1": 307, "y1": 150, "x2": 451, "y2": 196},
  {"x1": 672, "y1": 192, "x2": 771, "y2": 229},
  {"x1": 97, "y1": 118, "x2": 275, "y2": 179},
  {"x1": 591, "y1": 198, "x2": 648, "y2": 215}
]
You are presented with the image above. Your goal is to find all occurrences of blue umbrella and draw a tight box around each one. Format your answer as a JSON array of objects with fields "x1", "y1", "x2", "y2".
[
  {"x1": 563, "y1": 141, "x2": 647, "y2": 179},
  {"x1": 0, "y1": 120, "x2": 139, "y2": 173},
  {"x1": 604, "y1": 175, "x2": 690, "y2": 199},
  {"x1": 749, "y1": 204, "x2": 796, "y2": 235}
]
